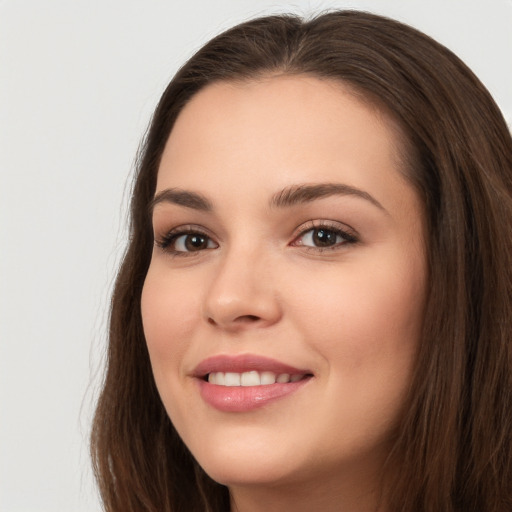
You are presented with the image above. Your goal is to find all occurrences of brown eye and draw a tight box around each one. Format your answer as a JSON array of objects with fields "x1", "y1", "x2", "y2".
[
  {"x1": 173, "y1": 233, "x2": 216, "y2": 252},
  {"x1": 298, "y1": 228, "x2": 348, "y2": 248},
  {"x1": 311, "y1": 229, "x2": 340, "y2": 247}
]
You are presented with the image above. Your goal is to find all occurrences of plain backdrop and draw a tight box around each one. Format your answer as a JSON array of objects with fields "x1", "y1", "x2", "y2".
[{"x1": 1, "y1": 1, "x2": 511, "y2": 511}]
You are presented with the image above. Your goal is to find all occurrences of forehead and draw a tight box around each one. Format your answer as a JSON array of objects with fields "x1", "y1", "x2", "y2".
[{"x1": 156, "y1": 75, "x2": 410, "y2": 213}]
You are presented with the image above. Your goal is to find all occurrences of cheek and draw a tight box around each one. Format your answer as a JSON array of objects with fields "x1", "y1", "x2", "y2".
[
  {"x1": 290, "y1": 252, "x2": 425, "y2": 373},
  {"x1": 141, "y1": 267, "x2": 201, "y2": 378}
]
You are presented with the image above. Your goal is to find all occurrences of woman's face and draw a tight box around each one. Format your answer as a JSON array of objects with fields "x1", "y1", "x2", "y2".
[{"x1": 141, "y1": 76, "x2": 426, "y2": 494}]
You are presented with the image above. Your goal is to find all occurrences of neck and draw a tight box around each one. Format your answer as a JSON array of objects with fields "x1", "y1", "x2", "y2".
[{"x1": 228, "y1": 462, "x2": 388, "y2": 512}]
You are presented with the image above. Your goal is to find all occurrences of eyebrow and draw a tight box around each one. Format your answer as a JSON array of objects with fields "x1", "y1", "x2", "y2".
[
  {"x1": 149, "y1": 188, "x2": 213, "y2": 213},
  {"x1": 270, "y1": 183, "x2": 386, "y2": 212},
  {"x1": 149, "y1": 182, "x2": 386, "y2": 214}
]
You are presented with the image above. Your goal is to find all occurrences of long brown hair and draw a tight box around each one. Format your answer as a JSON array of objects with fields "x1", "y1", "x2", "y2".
[{"x1": 91, "y1": 11, "x2": 512, "y2": 511}]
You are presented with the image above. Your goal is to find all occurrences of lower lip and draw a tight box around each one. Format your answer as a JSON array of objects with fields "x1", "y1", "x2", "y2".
[{"x1": 198, "y1": 378, "x2": 311, "y2": 412}]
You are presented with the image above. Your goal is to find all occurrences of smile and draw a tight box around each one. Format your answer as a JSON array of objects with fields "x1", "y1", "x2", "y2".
[
  {"x1": 207, "y1": 371, "x2": 306, "y2": 386},
  {"x1": 194, "y1": 354, "x2": 313, "y2": 412}
]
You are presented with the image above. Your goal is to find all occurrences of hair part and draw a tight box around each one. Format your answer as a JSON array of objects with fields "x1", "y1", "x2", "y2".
[{"x1": 91, "y1": 10, "x2": 512, "y2": 511}]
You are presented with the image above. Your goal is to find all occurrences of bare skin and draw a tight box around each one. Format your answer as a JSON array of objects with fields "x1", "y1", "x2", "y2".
[{"x1": 142, "y1": 75, "x2": 427, "y2": 511}]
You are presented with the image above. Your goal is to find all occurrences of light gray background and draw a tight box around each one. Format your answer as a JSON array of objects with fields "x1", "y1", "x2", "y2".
[{"x1": 1, "y1": 1, "x2": 511, "y2": 511}]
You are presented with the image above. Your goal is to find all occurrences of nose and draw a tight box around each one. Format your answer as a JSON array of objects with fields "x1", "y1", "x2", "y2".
[{"x1": 203, "y1": 247, "x2": 282, "y2": 332}]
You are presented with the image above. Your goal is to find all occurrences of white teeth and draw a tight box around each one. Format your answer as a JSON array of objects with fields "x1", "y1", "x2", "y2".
[
  {"x1": 224, "y1": 372, "x2": 241, "y2": 386},
  {"x1": 207, "y1": 371, "x2": 305, "y2": 386},
  {"x1": 241, "y1": 371, "x2": 260, "y2": 386},
  {"x1": 260, "y1": 371, "x2": 276, "y2": 385}
]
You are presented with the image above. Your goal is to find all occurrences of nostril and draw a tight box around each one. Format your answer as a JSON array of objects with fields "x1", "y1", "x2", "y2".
[
  {"x1": 206, "y1": 314, "x2": 261, "y2": 328},
  {"x1": 237, "y1": 315, "x2": 260, "y2": 323}
]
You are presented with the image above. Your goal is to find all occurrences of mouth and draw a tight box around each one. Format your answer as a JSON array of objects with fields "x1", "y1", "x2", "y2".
[
  {"x1": 205, "y1": 370, "x2": 310, "y2": 386},
  {"x1": 193, "y1": 354, "x2": 314, "y2": 412}
]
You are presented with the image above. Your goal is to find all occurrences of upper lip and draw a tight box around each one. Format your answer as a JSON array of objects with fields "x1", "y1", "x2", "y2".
[{"x1": 193, "y1": 354, "x2": 312, "y2": 378}]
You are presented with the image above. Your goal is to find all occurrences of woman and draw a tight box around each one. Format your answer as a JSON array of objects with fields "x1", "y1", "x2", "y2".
[{"x1": 91, "y1": 10, "x2": 512, "y2": 512}]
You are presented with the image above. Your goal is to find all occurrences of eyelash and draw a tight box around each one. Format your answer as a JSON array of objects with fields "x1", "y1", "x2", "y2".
[
  {"x1": 155, "y1": 225, "x2": 216, "y2": 256},
  {"x1": 291, "y1": 221, "x2": 358, "y2": 251},
  {"x1": 155, "y1": 221, "x2": 358, "y2": 257}
]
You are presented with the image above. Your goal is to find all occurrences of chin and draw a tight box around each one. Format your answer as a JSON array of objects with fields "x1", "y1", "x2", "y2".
[
  {"x1": 188, "y1": 432, "x2": 309, "y2": 487},
  {"x1": 205, "y1": 464, "x2": 284, "y2": 488}
]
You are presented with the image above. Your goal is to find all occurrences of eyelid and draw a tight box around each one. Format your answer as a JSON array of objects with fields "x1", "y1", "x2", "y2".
[
  {"x1": 290, "y1": 220, "x2": 359, "y2": 248},
  {"x1": 155, "y1": 224, "x2": 219, "y2": 254},
  {"x1": 153, "y1": 220, "x2": 358, "y2": 256}
]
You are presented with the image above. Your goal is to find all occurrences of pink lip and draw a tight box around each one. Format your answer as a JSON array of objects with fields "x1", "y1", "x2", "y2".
[
  {"x1": 193, "y1": 354, "x2": 313, "y2": 413},
  {"x1": 193, "y1": 354, "x2": 309, "y2": 377}
]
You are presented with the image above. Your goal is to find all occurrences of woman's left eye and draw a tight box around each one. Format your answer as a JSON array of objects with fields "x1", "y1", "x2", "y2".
[{"x1": 293, "y1": 226, "x2": 357, "y2": 249}]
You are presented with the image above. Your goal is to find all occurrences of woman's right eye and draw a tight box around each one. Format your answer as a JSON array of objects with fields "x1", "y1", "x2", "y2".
[{"x1": 156, "y1": 230, "x2": 218, "y2": 255}]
